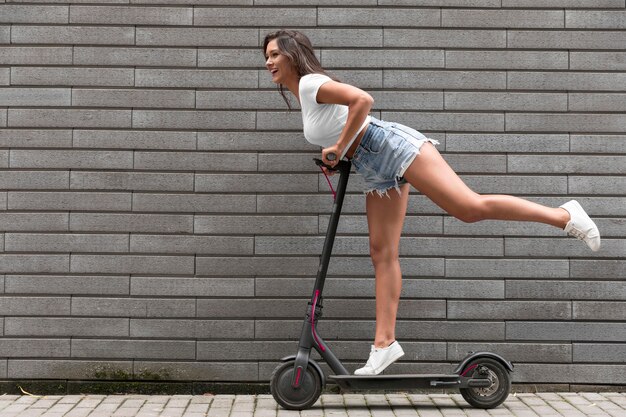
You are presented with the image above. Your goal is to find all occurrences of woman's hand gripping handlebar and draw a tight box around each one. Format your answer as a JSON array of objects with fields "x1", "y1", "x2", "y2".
[{"x1": 313, "y1": 152, "x2": 337, "y2": 176}]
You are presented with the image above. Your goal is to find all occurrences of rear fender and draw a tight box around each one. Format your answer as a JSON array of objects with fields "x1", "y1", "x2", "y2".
[{"x1": 453, "y1": 352, "x2": 514, "y2": 375}]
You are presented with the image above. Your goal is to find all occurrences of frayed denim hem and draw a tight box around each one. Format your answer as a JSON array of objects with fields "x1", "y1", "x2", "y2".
[{"x1": 364, "y1": 181, "x2": 404, "y2": 199}]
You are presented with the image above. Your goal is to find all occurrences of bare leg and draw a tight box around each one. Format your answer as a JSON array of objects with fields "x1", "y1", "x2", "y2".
[
  {"x1": 366, "y1": 184, "x2": 410, "y2": 349},
  {"x1": 402, "y1": 143, "x2": 570, "y2": 228}
]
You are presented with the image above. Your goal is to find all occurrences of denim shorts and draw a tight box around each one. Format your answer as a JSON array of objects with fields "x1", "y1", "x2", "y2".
[{"x1": 351, "y1": 117, "x2": 440, "y2": 197}]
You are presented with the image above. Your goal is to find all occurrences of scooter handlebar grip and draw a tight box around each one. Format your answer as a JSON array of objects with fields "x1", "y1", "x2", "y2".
[{"x1": 327, "y1": 153, "x2": 337, "y2": 161}]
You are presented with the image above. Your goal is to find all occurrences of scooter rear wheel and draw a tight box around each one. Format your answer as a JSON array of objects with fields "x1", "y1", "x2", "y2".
[
  {"x1": 270, "y1": 360, "x2": 322, "y2": 410},
  {"x1": 459, "y1": 357, "x2": 511, "y2": 409}
]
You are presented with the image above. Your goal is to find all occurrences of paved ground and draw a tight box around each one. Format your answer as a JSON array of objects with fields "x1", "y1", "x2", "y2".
[{"x1": 0, "y1": 392, "x2": 625, "y2": 417}]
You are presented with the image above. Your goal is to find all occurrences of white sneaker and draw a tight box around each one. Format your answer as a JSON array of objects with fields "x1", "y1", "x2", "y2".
[
  {"x1": 560, "y1": 200, "x2": 601, "y2": 252},
  {"x1": 354, "y1": 341, "x2": 404, "y2": 375}
]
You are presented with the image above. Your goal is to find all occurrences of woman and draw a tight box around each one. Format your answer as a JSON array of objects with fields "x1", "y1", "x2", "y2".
[{"x1": 262, "y1": 30, "x2": 601, "y2": 376}]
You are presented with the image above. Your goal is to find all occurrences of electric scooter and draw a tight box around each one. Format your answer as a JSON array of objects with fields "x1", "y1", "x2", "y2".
[{"x1": 270, "y1": 156, "x2": 513, "y2": 410}]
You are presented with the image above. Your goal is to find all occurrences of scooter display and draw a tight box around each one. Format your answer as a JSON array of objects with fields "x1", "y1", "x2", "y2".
[{"x1": 270, "y1": 156, "x2": 513, "y2": 410}]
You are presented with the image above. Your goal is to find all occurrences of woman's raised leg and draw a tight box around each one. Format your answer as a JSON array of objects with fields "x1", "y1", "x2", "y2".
[{"x1": 401, "y1": 143, "x2": 571, "y2": 228}]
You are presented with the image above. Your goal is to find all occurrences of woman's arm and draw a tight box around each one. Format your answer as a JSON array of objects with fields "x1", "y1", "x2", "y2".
[{"x1": 315, "y1": 81, "x2": 374, "y2": 164}]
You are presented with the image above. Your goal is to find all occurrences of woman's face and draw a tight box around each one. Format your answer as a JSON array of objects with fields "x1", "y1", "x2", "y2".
[{"x1": 265, "y1": 39, "x2": 297, "y2": 85}]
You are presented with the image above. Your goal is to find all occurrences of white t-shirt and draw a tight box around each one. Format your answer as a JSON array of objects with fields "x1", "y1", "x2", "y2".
[{"x1": 299, "y1": 73, "x2": 371, "y2": 159}]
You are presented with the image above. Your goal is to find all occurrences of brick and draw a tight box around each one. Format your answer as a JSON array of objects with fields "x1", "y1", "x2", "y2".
[
  {"x1": 319, "y1": 8, "x2": 440, "y2": 27},
  {"x1": 321, "y1": 49, "x2": 444, "y2": 68},
  {"x1": 570, "y1": 52, "x2": 626, "y2": 71},
  {"x1": 0, "y1": 255, "x2": 68, "y2": 274},
  {"x1": 137, "y1": 28, "x2": 257, "y2": 47},
  {"x1": 258, "y1": 0, "x2": 377, "y2": 4},
  {"x1": 74, "y1": 47, "x2": 196, "y2": 67},
  {"x1": 266, "y1": 28, "x2": 383, "y2": 48},
  {"x1": 130, "y1": 235, "x2": 253, "y2": 255},
  {"x1": 572, "y1": 260, "x2": 626, "y2": 279},
  {"x1": 71, "y1": 340, "x2": 195, "y2": 360},
  {"x1": 5, "y1": 318, "x2": 128, "y2": 337},
  {"x1": 0, "y1": 213, "x2": 68, "y2": 231},
  {"x1": 0, "y1": 297, "x2": 70, "y2": 316},
  {"x1": 259, "y1": 69, "x2": 382, "y2": 89},
  {"x1": 5, "y1": 233, "x2": 128, "y2": 253},
  {"x1": 5, "y1": 275, "x2": 129, "y2": 295},
  {"x1": 574, "y1": 344, "x2": 626, "y2": 363},
  {"x1": 255, "y1": 278, "x2": 503, "y2": 299},
  {"x1": 0, "y1": 87, "x2": 69, "y2": 106},
  {"x1": 506, "y1": 113, "x2": 626, "y2": 133},
  {"x1": 10, "y1": 150, "x2": 133, "y2": 169},
  {"x1": 0, "y1": 46, "x2": 72, "y2": 65},
  {"x1": 256, "y1": 110, "x2": 302, "y2": 130},
  {"x1": 8, "y1": 192, "x2": 131, "y2": 211},
  {"x1": 74, "y1": 130, "x2": 196, "y2": 150},
  {"x1": 12, "y1": 26, "x2": 134, "y2": 45},
  {"x1": 0, "y1": 5, "x2": 68, "y2": 23},
  {"x1": 569, "y1": 176, "x2": 626, "y2": 195},
  {"x1": 570, "y1": 135, "x2": 626, "y2": 153},
  {"x1": 507, "y1": 237, "x2": 625, "y2": 258},
  {"x1": 130, "y1": 319, "x2": 253, "y2": 339},
  {"x1": 448, "y1": 342, "x2": 571, "y2": 363},
  {"x1": 445, "y1": 51, "x2": 568, "y2": 70},
  {"x1": 0, "y1": 339, "x2": 69, "y2": 358},
  {"x1": 72, "y1": 298, "x2": 194, "y2": 317},
  {"x1": 567, "y1": 11, "x2": 626, "y2": 29},
  {"x1": 446, "y1": 134, "x2": 569, "y2": 153},
  {"x1": 70, "y1": 213, "x2": 193, "y2": 233},
  {"x1": 73, "y1": 89, "x2": 195, "y2": 108},
  {"x1": 0, "y1": 129, "x2": 71, "y2": 148},
  {"x1": 508, "y1": 71, "x2": 626, "y2": 91},
  {"x1": 131, "y1": 277, "x2": 254, "y2": 297},
  {"x1": 8, "y1": 360, "x2": 132, "y2": 379},
  {"x1": 507, "y1": 322, "x2": 626, "y2": 342},
  {"x1": 133, "y1": 361, "x2": 256, "y2": 381},
  {"x1": 195, "y1": 174, "x2": 317, "y2": 193},
  {"x1": 133, "y1": 110, "x2": 255, "y2": 130},
  {"x1": 508, "y1": 30, "x2": 626, "y2": 50},
  {"x1": 196, "y1": 215, "x2": 318, "y2": 235},
  {"x1": 258, "y1": 153, "x2": 331, "y2": 172},
  {"x1": 503, "y1": 0, "x2": 624, "y2": 7},
  {"x1": 70, "y1": 6, "x2": 192, "y2": 25},
  {"x1": 509, "y1": 155, "x2": 626, "y2": 174},
  {"x1": 574, "y1": 302, "x2": 626, "y2": 321},
  {"x1": 448, "y1": 301, "x2": 571, "y2": 320},
  {"x1": 443, "y1": 9, "x2": 563, "y2": 28},
  {"x1": 134, "y1": 151, "x2": 257, "y2": 171},
  {"x1": 446, "y1": 92, "x2": 566, "y2": 111},
  {"x1": 205, "y1": 48, "x2": 280, "y2": 69},
  {"x1": 569, "y1": 93, "x2": 626, "y2": 112},
  {"x1": 196, "y1": 256, "x2": 319, "y2": 277},
  {"x1": 136, "y1": 69, "x2": 257, "y2": 89},
  {"x1": 447, "y1": 259, "x2": 569, "y2": 278},
  {"x1": 196, "y1": 91, "x2": 287, "y2": 110},
  {"x1": 368, "y1": 0, "x2": 501, "y2": 5},
  {"x1": 196, "y1": 7, "x2": 314, "y2": 26},
  {"x1": 12, "y1": 67, "x2": 134, "y2": 87},
  {"x1": 506, "y1": 280, "x2": 626, "y2": 300},
  {"x1": 384, "y1": 29, "x2": 506, "y2": 48},
  {"x1": 0, "y1": 27, "x2": 8, "y2": 45},
  {"x1": 9, "y1": 109, "x2": 131, "y2": 128},
  {"x1": 382, "y1": 112, "x2": 504, "y2": 132},
  {"x1": 256, "y1": 236, "x2": 503, "y2": 257},
  {"x1": 70, "y1": 255, "x2": 195, "y2": 275},
  {"x1": 132, "y1": 194, "x2": 255, "y2": 213},
  {"x1": 0, "y1": 150, "x2": 7, "y2": 168},
  {"x1": 70, "y1": 172, "x2": 194, "y2": 192}
]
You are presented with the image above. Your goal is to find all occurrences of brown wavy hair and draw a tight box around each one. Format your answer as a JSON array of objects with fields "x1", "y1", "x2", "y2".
[{"x1": 263, "y1": 30, "x2": 339, "y2": 109}]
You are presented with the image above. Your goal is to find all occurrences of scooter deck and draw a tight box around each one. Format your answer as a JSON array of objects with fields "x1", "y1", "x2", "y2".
[{"x1": 329, "y1": 373, "x2": 483, "y2": 391}]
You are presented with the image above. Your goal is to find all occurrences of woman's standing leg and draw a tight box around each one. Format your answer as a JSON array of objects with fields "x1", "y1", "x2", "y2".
[{"x1": 365, "y1": 184, "x2": 410, "y2": 349}]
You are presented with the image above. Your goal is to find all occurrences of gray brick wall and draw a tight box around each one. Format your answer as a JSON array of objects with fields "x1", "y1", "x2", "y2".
[{"x1": 0, "y1": 1, "x2": 625, "y2": 389}]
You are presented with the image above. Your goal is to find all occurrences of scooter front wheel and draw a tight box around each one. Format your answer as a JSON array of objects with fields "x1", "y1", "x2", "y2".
[
  {"x1": 459, "y1": 357, "x2": 511, "y2": 409},
  {"x1": 270, "y1": 360, "x2": 322, "y2": 410}
]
